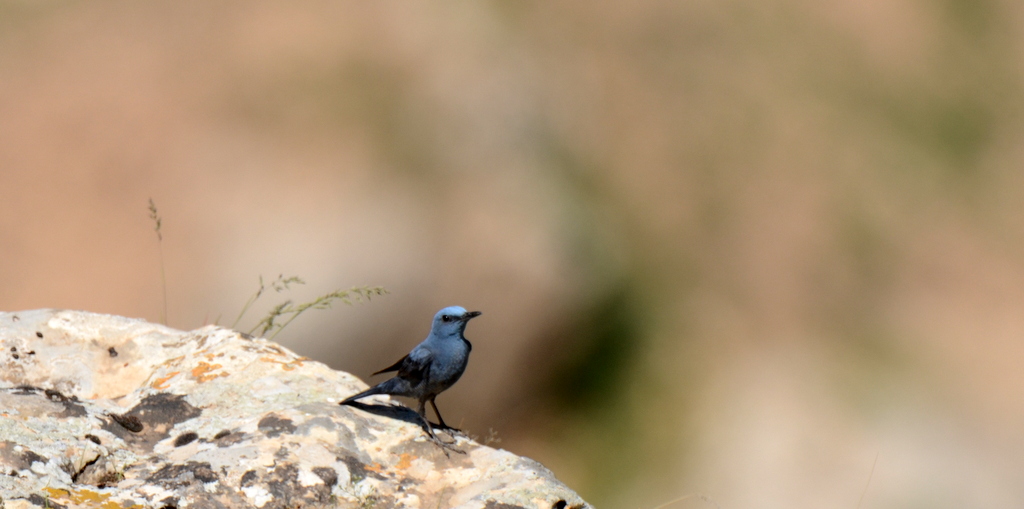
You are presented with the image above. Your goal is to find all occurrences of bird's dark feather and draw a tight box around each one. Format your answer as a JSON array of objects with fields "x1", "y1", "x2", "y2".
[
  {"x1": 396, "y1": 350, "x2": 432, "y2": 387},
  {"x1": 372, "y1": 355, "x2": 408, "y2": 376}
]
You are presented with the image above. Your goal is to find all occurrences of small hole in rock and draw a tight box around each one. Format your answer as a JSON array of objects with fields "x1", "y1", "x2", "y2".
[
  {"x1": 110, "y1": 413, "x2": 144, "y2": 433},
  {"x1": 45, "y1": 389, "x2": 68, "y2": 402},
  {"x1": 173, "y1": 432, "x2": 199, "y2": 447}
]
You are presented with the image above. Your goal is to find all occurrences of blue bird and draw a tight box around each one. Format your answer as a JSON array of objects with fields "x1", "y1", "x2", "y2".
[{"x1": 341, "y1": 306, "x2": 481, "y2": 433}]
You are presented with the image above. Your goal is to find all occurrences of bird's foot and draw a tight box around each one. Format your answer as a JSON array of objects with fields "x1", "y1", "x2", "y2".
[
  {"x1": 415, "y1": 416, "x2": 465, "y2": 456},
  {"x1": 431, "y1": 422, "x2": 467, "y2": 438},
  {"x1": 422, "y1": 426, "x2": 464, "y2": 456},
  {"x1": 427, "y1": 433, "x2": 465, "y2": 456}
]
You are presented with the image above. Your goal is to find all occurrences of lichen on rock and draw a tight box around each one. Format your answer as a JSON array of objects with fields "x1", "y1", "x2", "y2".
[{"x1": 0, "y1": 310, "x2": 589, "y2": 509}]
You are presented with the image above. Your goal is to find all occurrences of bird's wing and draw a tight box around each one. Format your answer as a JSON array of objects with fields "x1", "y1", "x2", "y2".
[
  {"x1": 371, "y1": 355, "x2": 408, "y2": 376},
  {"x1": 394, "y1": 347, "x2": 433, "y2": 387}
]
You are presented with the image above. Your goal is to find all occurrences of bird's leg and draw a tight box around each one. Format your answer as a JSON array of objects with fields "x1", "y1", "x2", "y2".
[
  {"x1": 414, "y1": 399, "x2": 463, "y2": 454},
  {"x1": 429, "y1": 397, "x2": 465, "y2": 436},
  {"x1": 429, "y1": 398, "x2": 450, "y2": 429},
  {"x1": 415, "y1": 400, "x2": 443, "y2": 440}
]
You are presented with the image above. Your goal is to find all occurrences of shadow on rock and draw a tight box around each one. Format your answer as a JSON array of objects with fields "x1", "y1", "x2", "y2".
[{"x1": 341, "y1": 401, "x2": 430, "y2": 431}]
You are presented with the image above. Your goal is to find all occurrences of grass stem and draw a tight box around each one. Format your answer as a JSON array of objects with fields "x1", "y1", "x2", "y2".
[{"x1": 148, "y1": 198, "x2": 167, "y2": 325}]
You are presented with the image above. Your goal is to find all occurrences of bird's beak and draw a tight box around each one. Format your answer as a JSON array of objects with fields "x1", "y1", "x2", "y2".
[{"x1": 462, "y1": 311, "x2": 482, "y2": 321}]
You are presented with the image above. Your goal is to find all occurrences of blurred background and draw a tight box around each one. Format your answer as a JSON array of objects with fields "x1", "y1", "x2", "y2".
[{"x1": 2, "y1": 1, "x2": 1024, "y2": 507}]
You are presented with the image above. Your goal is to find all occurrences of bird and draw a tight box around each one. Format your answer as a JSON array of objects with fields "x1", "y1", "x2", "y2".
[{"x1": 341, "y1": 306, "x2": 481, "y2": 434}]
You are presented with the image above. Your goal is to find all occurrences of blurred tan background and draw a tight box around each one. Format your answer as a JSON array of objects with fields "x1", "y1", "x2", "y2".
[{"x1": 2, "y1": 1, "x2": 1024, "y2": 507}]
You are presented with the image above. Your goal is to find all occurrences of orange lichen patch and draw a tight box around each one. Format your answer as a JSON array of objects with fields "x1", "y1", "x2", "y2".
[
  {"x1": 152, "y1": 371, "x2": 180, "y2": 389},
  {"x1": 192, "y1": 361, "x2": 230, "y2": 382},
  {"x1": 43, "y1": 487, "x2": 70, "y2": 500},
  {"x1": 44, "y1": 487, "x2": 140, "y2": 509},
  {"x1": 259, "y1": 356, "x2": 309, "y2": 371},
  {"x1": 395, "y1": 453, "x2": 414, "y2": 470},
  {"x1": 365, "y1": 463, "x2": 386, "y2": 475},
  {"x1": 281, "y1": 357, "x2": 309, "y2": 371}
]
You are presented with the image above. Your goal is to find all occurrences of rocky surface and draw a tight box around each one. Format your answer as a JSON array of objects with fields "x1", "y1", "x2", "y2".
[{"x1": 0, "y1": 310, "x2": 588, "y2": 509}]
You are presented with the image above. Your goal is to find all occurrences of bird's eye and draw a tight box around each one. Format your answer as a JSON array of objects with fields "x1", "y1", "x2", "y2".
[{"x1": 441, "y1": 315, "x2": 451, "y2": 322}]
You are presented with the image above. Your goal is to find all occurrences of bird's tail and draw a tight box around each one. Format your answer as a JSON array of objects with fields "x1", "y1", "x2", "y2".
[{"x1": 339, "y1": 385, "x2": 385, "y2": 406}]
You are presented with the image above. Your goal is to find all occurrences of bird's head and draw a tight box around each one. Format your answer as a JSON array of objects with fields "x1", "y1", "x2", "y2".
[{"x1": 431, "y1": 306, "x2": 482, "y2": 337}]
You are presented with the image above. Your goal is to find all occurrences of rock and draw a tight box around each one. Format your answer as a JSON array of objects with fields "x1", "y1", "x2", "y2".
[{"x1": 0, "y1": 310, "x2": 589, "y2": 509}]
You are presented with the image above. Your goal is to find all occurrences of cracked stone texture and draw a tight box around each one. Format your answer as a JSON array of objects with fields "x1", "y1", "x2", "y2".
[{"x1": 0, "y1": 310, "x2": 589, "y2": 509}]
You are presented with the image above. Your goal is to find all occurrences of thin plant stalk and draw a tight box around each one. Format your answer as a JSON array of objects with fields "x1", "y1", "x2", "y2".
[
  {"x1": 232, "y1": 275, "x2": 265, "y2": 329},
  {"x1": 234, "y1": 274, "x2": 304, "y2": 329},
  {"x1": 148, "y1": 198, "x2": 167, "y2": 325},
  {"x1": 267, "y1": 286, "x2": 386, "y2": 340},
  {"x1": 249, "y1": 300, "x2": 291, "y2": 337},
  {"x1": 245, "y1": 286, "x2": 386, "y2": 340}
]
